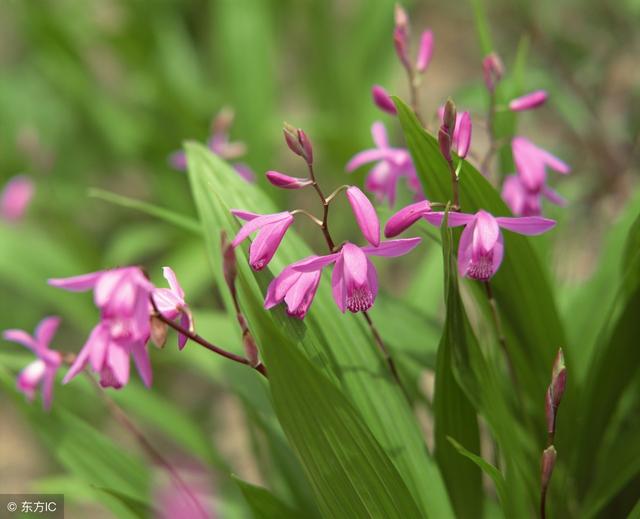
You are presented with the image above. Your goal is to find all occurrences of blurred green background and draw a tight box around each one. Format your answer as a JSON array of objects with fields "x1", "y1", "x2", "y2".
[{"x1": 0, "y1": 0, "x2": 638, "y2": 517}]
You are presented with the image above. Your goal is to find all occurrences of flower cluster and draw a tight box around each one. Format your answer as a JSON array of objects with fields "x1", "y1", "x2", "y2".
[{"x1": 170, "y1": 107, "x2": 254, "y2": 183}]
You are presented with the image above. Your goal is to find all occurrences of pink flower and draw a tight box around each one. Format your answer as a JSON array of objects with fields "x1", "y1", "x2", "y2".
[
  {"x1": 371, "y1": 85, "x2": 397, "y2": 115},
  {"x1": 3, "y1": 317, "x2": 62, "y2": 410},
  {"x1": 346, "y1": 122, "x2": 420, "y2": 206},
  {"x1": 152, "y1": 267, "x2": 193, "y2": 350},
  {"x1": 482, "y1": 53, "x2": 504, "y2": 92},
  {"x1": 384, "y1": 200, "x2": 432, "y2": 237},
  {"x1": 424, "y1": 210, "x2": 555, "y2": 280},
  {"x1": 170, "y1": 108, "x2": 253, "y2": 182},
  {"x1": 501, "y1": 175, "x2": 566, "y2": 216},
  {"x1": 264, "y1": 257, "x2": 322, "y2": 318},
  {"x1": 48, "y1": 267, "x2": 155, "y2": 389},
  {"x1": 231, "y1": 210, "x2": 294, "y2": 271},
  {"x1": 291, "y1": 238, "x2": 421, "y2": 313},
  {"x1": 1, "y1": 175, "x2": 34, "y2": 222},
  {"x1": 437, "y1": 107, "x2": 473, "y2": 158},
  {"x1": 266, "y1": 170, "x2": 312, "y2": 190},
  {"x1": 415, "y1": 30, "x2": 434, "y2": 72},
  {"x1": 346, "y1": 186, "x2": 380, "y2": 246},
  {"x1": 512, "y1": 137, "x2": 570, "y2": 193},
  {"x1": 509, "y1": 90, "x2": 548, "y2": 112}
]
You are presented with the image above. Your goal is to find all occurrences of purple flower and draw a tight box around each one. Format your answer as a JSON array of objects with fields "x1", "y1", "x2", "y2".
[
  {"x1": 501, "y1": 175, "x2": 566, "y2": 217},
  {"x1": 291, "y1": 238, "x2": 421, "y2": 313},
  {"x1": 424, "y1": 210, "x2": 556, "y2": 280},
  {"x1": 371, "y1": 85, "x2": 397, "y2": 115},
  {"x1": 509, "y1": 90, "x2": 548, "y2": 112},
  {"x1": 231, "y1": 210, "x2": 294, "y2": 271},
  {"x1": 1, "y1": 175, "x2": 34, "y2": 222},
  {"x1": 266, "y1": 170, "x2": 312, "y2": 190},
  {"x1": 170, "y1": 108, "x2": 253, "y2": 182},
  {"x1": 415, "y1": 30, "x2": 434, "y2": 72},
  {"x1": 346, "y1": 122, "x2": 419, "y2": 206},
  {"x1": 512, "y1": 137, "x2": 570, "y2": 193},
  {"x1": 3, "y1": 317, "x2": 62, "y2": 410},
  {"x1": 346, "y1": 186, "x2": 380, "y2": 246},
  {"x1": 48, "y1": 267, "x2": 155, "y2": 389},
  {"x1": 437, "y1": 107, "x2": 473, "y2": 158},
  {"x1": 152, "y1": 267, "x2": 193, "y2": 350},
  {"x1": 264, "y1": 257, "x2": 322, "y2": 319}
]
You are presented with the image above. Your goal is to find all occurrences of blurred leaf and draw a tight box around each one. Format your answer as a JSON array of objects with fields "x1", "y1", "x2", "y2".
[
  {"x1": 185, "y1": 143, "x2": 454, "y2": 517},
  {"x1": 468, "y1": 0, "x2": 494, "y2": 55},
  {"x1": 433, "y1": 212, "x2": 482, "y2": 519},
  {"x1": 89, "y1": 188, "x2": 200, "y2": 235},
  {"x1": 233, "y1": 476, "x2": 302, "y2": 519}
]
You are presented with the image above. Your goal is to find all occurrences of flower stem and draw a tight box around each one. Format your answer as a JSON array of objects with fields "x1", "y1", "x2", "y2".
[
  {"x1": 402, "y1": 63, "x2": 425, "y2": 127},
  {"x1": 150, "y1": 297, "x2": 268, "y2": 378},
  {"x1": 84, "y1": 372, "x2": 207, "y2": 518},
  {"x1": 307, "y1": 163, "x2": 336, "y2": 252},
  {"x1": 480, "y1": 91, "x2": 498, "y2": 181}
]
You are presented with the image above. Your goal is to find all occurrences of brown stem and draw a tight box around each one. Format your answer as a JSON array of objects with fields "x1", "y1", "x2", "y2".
[
  {"x1": 150, "y1": 297, "x2": 268, "y2": 378},
  {"x1": 402, "y1": 64, "x2": 425, "y2": 127},
  {"x1": 540, "y1": 487, "x2": 548, "y2": 519},
  {"x1": 84, "y1": 373, "x2": 207, "y2": 518},
  {"x1": 307, "y1": 163, "x2": 336, "y2": 251}
]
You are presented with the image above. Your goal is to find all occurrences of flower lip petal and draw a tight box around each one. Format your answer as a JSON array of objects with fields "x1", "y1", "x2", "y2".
[
  {"x1": 346, "y1": 186, "x2": 380, "y2": 246},
  {"x1": 474, "y1": 210, "x2": 500, "y2": 253}
]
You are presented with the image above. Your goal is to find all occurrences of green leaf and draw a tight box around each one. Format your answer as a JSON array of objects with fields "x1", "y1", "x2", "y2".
[
  {"x1": 394, "y1": 97, "x2": 567, "y2": 429},
  {"x1": 185, "y1": 142, "x2": 454, "y2": 517},
  {"x1": 447, "y1": 437, "x2": 508, "y2": 509},
  {"x1": 89, "y1": 188, "x2": 201, "y2": 235},
  {"x1": 468, "y1": 0, "x2": 493, "y2": 55},
  {"x1": 433, "y1": 212, "x2": 483, "y2": 519},
  {"x1": 233, "y1": 476, "x2": 302, "y2": 519}
]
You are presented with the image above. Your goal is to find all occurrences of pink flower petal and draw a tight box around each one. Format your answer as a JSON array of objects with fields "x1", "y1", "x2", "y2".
[
  {"x1": 346, "y1": 186, "x2": 380, "y2": 246},
  {"x1": 231, "y1": 211, "x2": 291, "y2": 248},
  {"x1": 131, "y1": 344, "x2": 152, "y2": 388},
  {"x1": 48, "y1": 271, "x2": 103, "y2": 292},
  {"x1": 362, "y1": 237, "x2": 422, "y2": 257},
  {"x1": 371, "y1": 85, "x2": 397, "y2": 115},
  {"x1": 456, "y1": 112, "x2": 472, "y2": 158},
  {"x1": 384, "y1": 200, "x2": 432, "y2": 237},
  {"x1": 266, "y1": 170, "x2": 311, "y2": 189},
  {"x1": 1, "y1": 175, "x2": 34, "y2": 222},
  {"x1": 473, "y1": 211, "x2": 500, "y2": 253},
  {"x1": 509, "y1": 90, "x2": 548, "y2": 112},
  {"x1": 415, "y1": 30, "x2": 434, "y2": 72},
  {"x1": 42, "y1": 367, "x2": 57, "y2": 411},
  {"x1": 423, "y1": 211, "x2": 475, "y2": 228},
  {"x1": 542, "y1": 186, "x2": 567, "y2": 206},
  {"x1": 34, "y1": 317, "x2": 61, "y2": 350},
  {"x1": 371, "y1": 122, "x2": 389, "y2": 149},
  {"x1": 162, "y1": 266, "x2": 184, "y2": 299},
  {"x1": 291, "y1": 253, "x2": 340, "y2": 273},
  {"x1": 3, "y1": 329, "x2": 38, "y2": 352},
  {"x1": 346, "y1": 149, "x2": 392, "y2": 171},
  {"x1": 495, "y1": 216, "x2": 556, "y2": 235},
  {"x1": 331, "y1": 254, "x2": 346, "y2": 313}
]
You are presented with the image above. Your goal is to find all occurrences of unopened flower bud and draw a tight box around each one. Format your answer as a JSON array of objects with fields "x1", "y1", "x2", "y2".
[
  {"x1": 150, "y1": 315, "x2": 168, "y2": 348},
  {"x1": 509, "y1": 90, "x2": 548, "y2": 112},
  {"x1": 541, "y1": 445, "x2": 557, "y2": 490},
  {"x1": 371, "y1": 85, "x2": 397, "y2": 115},
  {"x1": 442, "y1": 98, "x2": 457, "y2": 133},
  {"x1": 393, "y1": 5, "x2": 410, "y2": 66},
  {"x1": 221, "y1": 232, "x2": 237, "y2": 291},
  {"x1": 482, "y1": 53, "x2": 504, "y2": 93},
  {"x1": 415, "y1": 30, "x2": 434, "y2": 73},
  {"x1": 266, "y1": 170, "x2": 312, "y2": 189},
  {"x1": 545, "y1": 348, "x2": 567, "y2": 435},
  {"x1": 438, "y1": 127, "x2": 452, "y2": 162},
  {"x1": 283, "y1": 123, "x2": 313, "y2": 164}
]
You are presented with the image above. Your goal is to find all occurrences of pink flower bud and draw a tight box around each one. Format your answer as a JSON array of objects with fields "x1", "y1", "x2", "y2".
[
  {"x1": 545, "y1": 348, "x2": 567, "y2": 436},
  {"x1": 266, "y1": 170, "x2": 312, "y2": 189},
  {"x1": 346, "y1": 186, "x2": 380, "y2": 246},
  {"x1": 442, "y1": 98, "x2": 457, "y2": 133},
  {"x1": 371, "y1": 85, "x2": 397, "y2": 115},
  {"x1": 283, "y1": 123, "x2": 313, "y2": 164},
  {"x1": 1, "y1": 175, "x2": 35, "y2": 222},
  {"x1": 393, "y1": 5, "x2": 410, "y2": 66},
  {"x1": 482, "y1": 52, "x2": 504, "y2": 93},
  {"x1": 456, "y1": 112, "x2": 472, "y2": 159},
  {"x1": 509, "y1": 90, "x2": 548, "y2": 112},
  {"x1": 541, "y1": 445, "x2": 557, "y2": 490},
  {"x1": 415, "y1": 30, "x2": 433, "y2": 73},
  {"x1": 384, "y1": 200, "x2": 431, "y2": 238}
]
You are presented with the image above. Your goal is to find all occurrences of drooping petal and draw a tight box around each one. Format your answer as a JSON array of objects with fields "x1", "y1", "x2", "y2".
[
  {"x1": 362, "y1": 237, "x2": 422, "y2": 257},
  {"x1": 495, "y1": 216, "x2": 556, "y2": 235},
  {"x1": 87, "y1": 324, "x2": 109, "y2": 371},
  {"x1": 106, "y1": 341, "x2": 130, "y2": 388},
  {"x1": 423, "y1": 211, "x2": 475, "y2": 228},
  {"x1": 291, "y1": 253, "x2": 340, "y2": 273},
  {"x1": 48, "y1": 271, "x2": 103, "y2": 292},
  {"x1": 178, "y1": 312, "x2": 192, "y2": 350},
  {"x1": 331, "y1": 254, "x2": 346, "y2": 313},
  {"x1": 131, "y1": 344, "x2": 152, "y2": 388},
  {"x1": 247, "y1": 218, "x2": 293, "y2": 270},
  {"x1": 384, "y1": 200, "x2": 431, "y2": 237},
  {"x1": 3, "y1": 329, "x2": 38, "y2": 352},
  {"x1": 231, "y1": 211, "x2": 291, "y2": 248},
  {"x1": 62, "y1": 338, "x2": 93, "y2": 384},
  {"x1": 16, "y1": 359, "x2": 46, "y2": 401},
  {"x1": 230, "y1": 209, "x2": 260, "y2": 221},
  {"x1": 264, "y1": 267, "x2": 301, "y2": 309},
  {"x1": 34, "y1": 316, "x2": 61, "y2": 350},
  {"x1": 283, "y1": 271, "x2": 321, "y2": 318},
  {"x1": 346, "y1": 186, "x2": 380, "y2": 246},
  {"x1": 542, "y1": 186, "x2": 567, "y2": 206}
]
